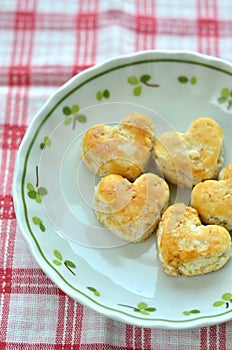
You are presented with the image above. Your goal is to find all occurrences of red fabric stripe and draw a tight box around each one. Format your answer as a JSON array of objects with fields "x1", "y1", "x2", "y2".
[
  {"x1": 135, "y1": 0, "x2": 156, "y2": 51},
  {"x1": 77, "y1": 12, "x2": 98, "y2": 29},
  {"x1": 0, "y1": 12, "x2": 99, "y2": 30},
  {"x1": 1, "y1": 0, "x2": 29, "y2": 192},
  {"x1": 0, "y1": 220, "x2": 17, "y2": 344},
  {"x1": 63, "y1": 299, "x2": 74, "y2": 344},
  {"x1": 14, "y1": 10, "x2": 36, "y2": 31},
  {"x1": 1, "y1": 8, "x2": 232, "y2": 37},
  {"x1": 91, "y1": 0, "x2": 98, "y2": 68},
  {"x1": 84, "y1": 0, "x2": 98, "y2": 67},
  {"x1": 9, "y1": 0, "x2": 20, "y2": 73},
  {"x1": 143, "y1": 328, "x2": 152, "y2": 349},
  {"x1": 74, "y1": 345, "x2": 128, "y2": 350},
  {"x1": 136, "y1": 15, "x2": 156, "y2": 34},
  {"x1": 2, "y1": 124, "x2": 27, "y2": 150},
  {"x1": 0, "y1": 344, "x2": 57, "y2": 350},
  {"x1": 12, "y1": 87, "x2": 22, "y2": 125},
  {"x1": 134, "y1": 327, "x2": 142, "y2": 349},
  {"x1": 55, "y1": 295, "x2": 84, "y2": 347},
  {"x1": 197, "y1": 0, "x2": 220, "y2": 57},
  {"x1": 72, "y1": 304, "x2": 83, "y2": 347},
  {"x1": 211, "y1": 0, "x2": 219, "y2": 57},
  {"x1": 209, "y1": 325, "x2": 217, "y2": 349},
  {"x1": 125, "y1": 324, "x2": 134, "y2": 348},
  {"x1": 73, "y1": 0, "x2": 98, "y2": 74},
  {"x1": 135, "y1": 0, "x2": 143, "y2": 51},
  {"x1": 4, "y1": 87, "x2": 14, "y2": 131},
  {"x1": 24, "y1": 1, "x2": 37, "y2": 69},
  {"x1": 18, "y1": 86, "x2": 29, "y2": 125},
  {"x1": 10, "y1": 85, "x2": 29, "y2": 126},
  {"x1": 126, "y1": 325, "x2": 152, "y2": 350},
  {"x1": 1, "y1": 64, "x2": 92, "y2": 86},
  {"x1": 218, "y1": 323, "x2": 227, "y2": 350},
  {"x1": 8, "y1": 268, "x2": 63, "y2": 295},
  {"x1": 55, "y1": 295, "x2": 73, "y2": 345},
  {"x1": 68, "y1": 301, "x2": 83, "y2": 345},
  {"x1": 126, "y1": 324, "x2": 147, "y2": 349},
  {"x1": 0, "y1": 294, "x2": 11, "y2": 347},
  {"x1": 0, "y1": 195, "x2": 15, "y2": 219},
  {"x1": 197, "y1": 0, "x2": 207, "y2": 54},
  {"x1": 55, "y1": 295, "x2": 68, "y2": 345},
  {"x1": 200, "y1": 327, "x2": 208, "y2": 350},
  {"x1": 8, "y1": 67, "x2": 30, "y2": 86},
  {"x1": 7, "y1": 0, "x2": 36, "y2": 92},
  {"x1": 0, "y1": 269, "x2": 13, "y2": 294},
  {"x1": 0, "y1": 149, "x2": 17, "y2": 195}
]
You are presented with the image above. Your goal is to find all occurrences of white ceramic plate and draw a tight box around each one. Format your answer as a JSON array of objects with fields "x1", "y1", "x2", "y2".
[{"x1": 13, "y1": 50, "x2": 232, "y2": 329}]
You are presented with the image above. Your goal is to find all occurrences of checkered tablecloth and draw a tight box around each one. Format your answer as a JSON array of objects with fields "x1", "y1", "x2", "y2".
[{"x1": 1, "y1": 0, "x2": 232, "y2": 349}]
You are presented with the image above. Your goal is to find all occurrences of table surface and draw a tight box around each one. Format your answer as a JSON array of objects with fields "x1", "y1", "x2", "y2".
[{"x1": 1, "y1": 0, "x2": 232, "y2": 349}]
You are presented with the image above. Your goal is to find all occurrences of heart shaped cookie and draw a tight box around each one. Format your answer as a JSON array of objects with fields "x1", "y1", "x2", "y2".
[
  {"x1": 191, "y1": 163, "x2": 232, "y2": 231},
  {"x1": 81, "y1": 112, "x2": 156, "y2": 181},
  {"x1": 153, "y1": 117, "x2": 224, "y2": 188},
  {"x1": 94, "y1": 173, "x2": 169, "y2": 242},
  {"x1": 157, "y1": 203, "x2": 232, "y2": 276}
]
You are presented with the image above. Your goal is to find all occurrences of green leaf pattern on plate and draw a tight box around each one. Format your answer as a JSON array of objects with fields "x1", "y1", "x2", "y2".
[
  {"x1": 87, "y1": 286, "x2": 101, "y2": 297},
  {"x1": 217, "y1": 88, "x2": 232, "y2": 109},
  {"x1": 178, "y1": 76, "x2": 197, "y2": 85},
  {"x1": 32, "y1": 216, "x2": 46, "y2": 232},
  {"x1": 96, "y1": 89, "x2": 110, "y2": 101},
  {"x1": 213, "y1": 293, "x2": 232, "y2": 309},
  {"x1": 53, "y1": 250, "x2": 77, "y2": 275},
  {"x1": 127, "y1": 74, "x2": 160, "y2": 96},
  {"x1": 118, "y1": 302, "x2": 156, "y2": 315},
  {"x1": 40, "y1": 136, "x2": 51, "y2": 150},
  {"x1": 183, "y1": 309, "x2": 201, "y2": 316},
  {"x1": 27, "y1": 182, "x2": 48, "y2": 203},
  {"x1": 63, "y1": 104, "x2": 87, "y2": 129},
  {"x1": 27, "y1": 165, "x2": 48, "y2": 204}
]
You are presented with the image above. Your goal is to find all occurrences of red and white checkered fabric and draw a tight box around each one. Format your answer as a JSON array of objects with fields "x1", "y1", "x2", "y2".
[{"x1": 1, "y1": 0, "x2": 232, "y2": 348}]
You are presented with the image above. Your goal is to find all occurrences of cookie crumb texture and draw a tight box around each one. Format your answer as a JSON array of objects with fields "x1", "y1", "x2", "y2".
[
  {"x1": 157, "y1": 203, "x2": 232, "y2": 276},
  {"x1": 191, "y1": 163, "x2": 232, "y2": 231},
  {"x1": 81, "y1": 112, "x2": 156, "y2": 181},
  {"x1": 94, "y1": 173, "x2": 169, "y2": 242},
  {"x1": 153, "y1": 117, "x2": 224, "y2": 188}
]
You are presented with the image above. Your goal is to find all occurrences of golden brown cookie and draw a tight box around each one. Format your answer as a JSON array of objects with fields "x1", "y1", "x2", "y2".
[
  {"x1": 94, "y1": 173, "x2": 169, "y2": 242},
  {"x1": 218, "y1": 163, "x2": 232, "y2": 180},
  {"x1": 152, "y1": 117, "x2": 224, "y2": 188},
  {"x1": 156, "y1": 203, "x2": 232, "y2": 276},
  {"x1": 81, "y1": 112, "x2": 156, "y2": 181},
  {"x1": 190, "y1": 163, "x2": 232, "y2": 231}
]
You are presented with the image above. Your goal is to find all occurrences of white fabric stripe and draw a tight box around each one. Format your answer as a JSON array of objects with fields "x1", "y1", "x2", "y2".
[
  {"x1": 2, "y1": 150, "x2": 11, "y2": 195},
  {"x1": 71, "y1": 301, "x2": 78, "y2": 347},
  {"x1": 62, "y1": 295, "x2": 70, "y2": 346}
]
